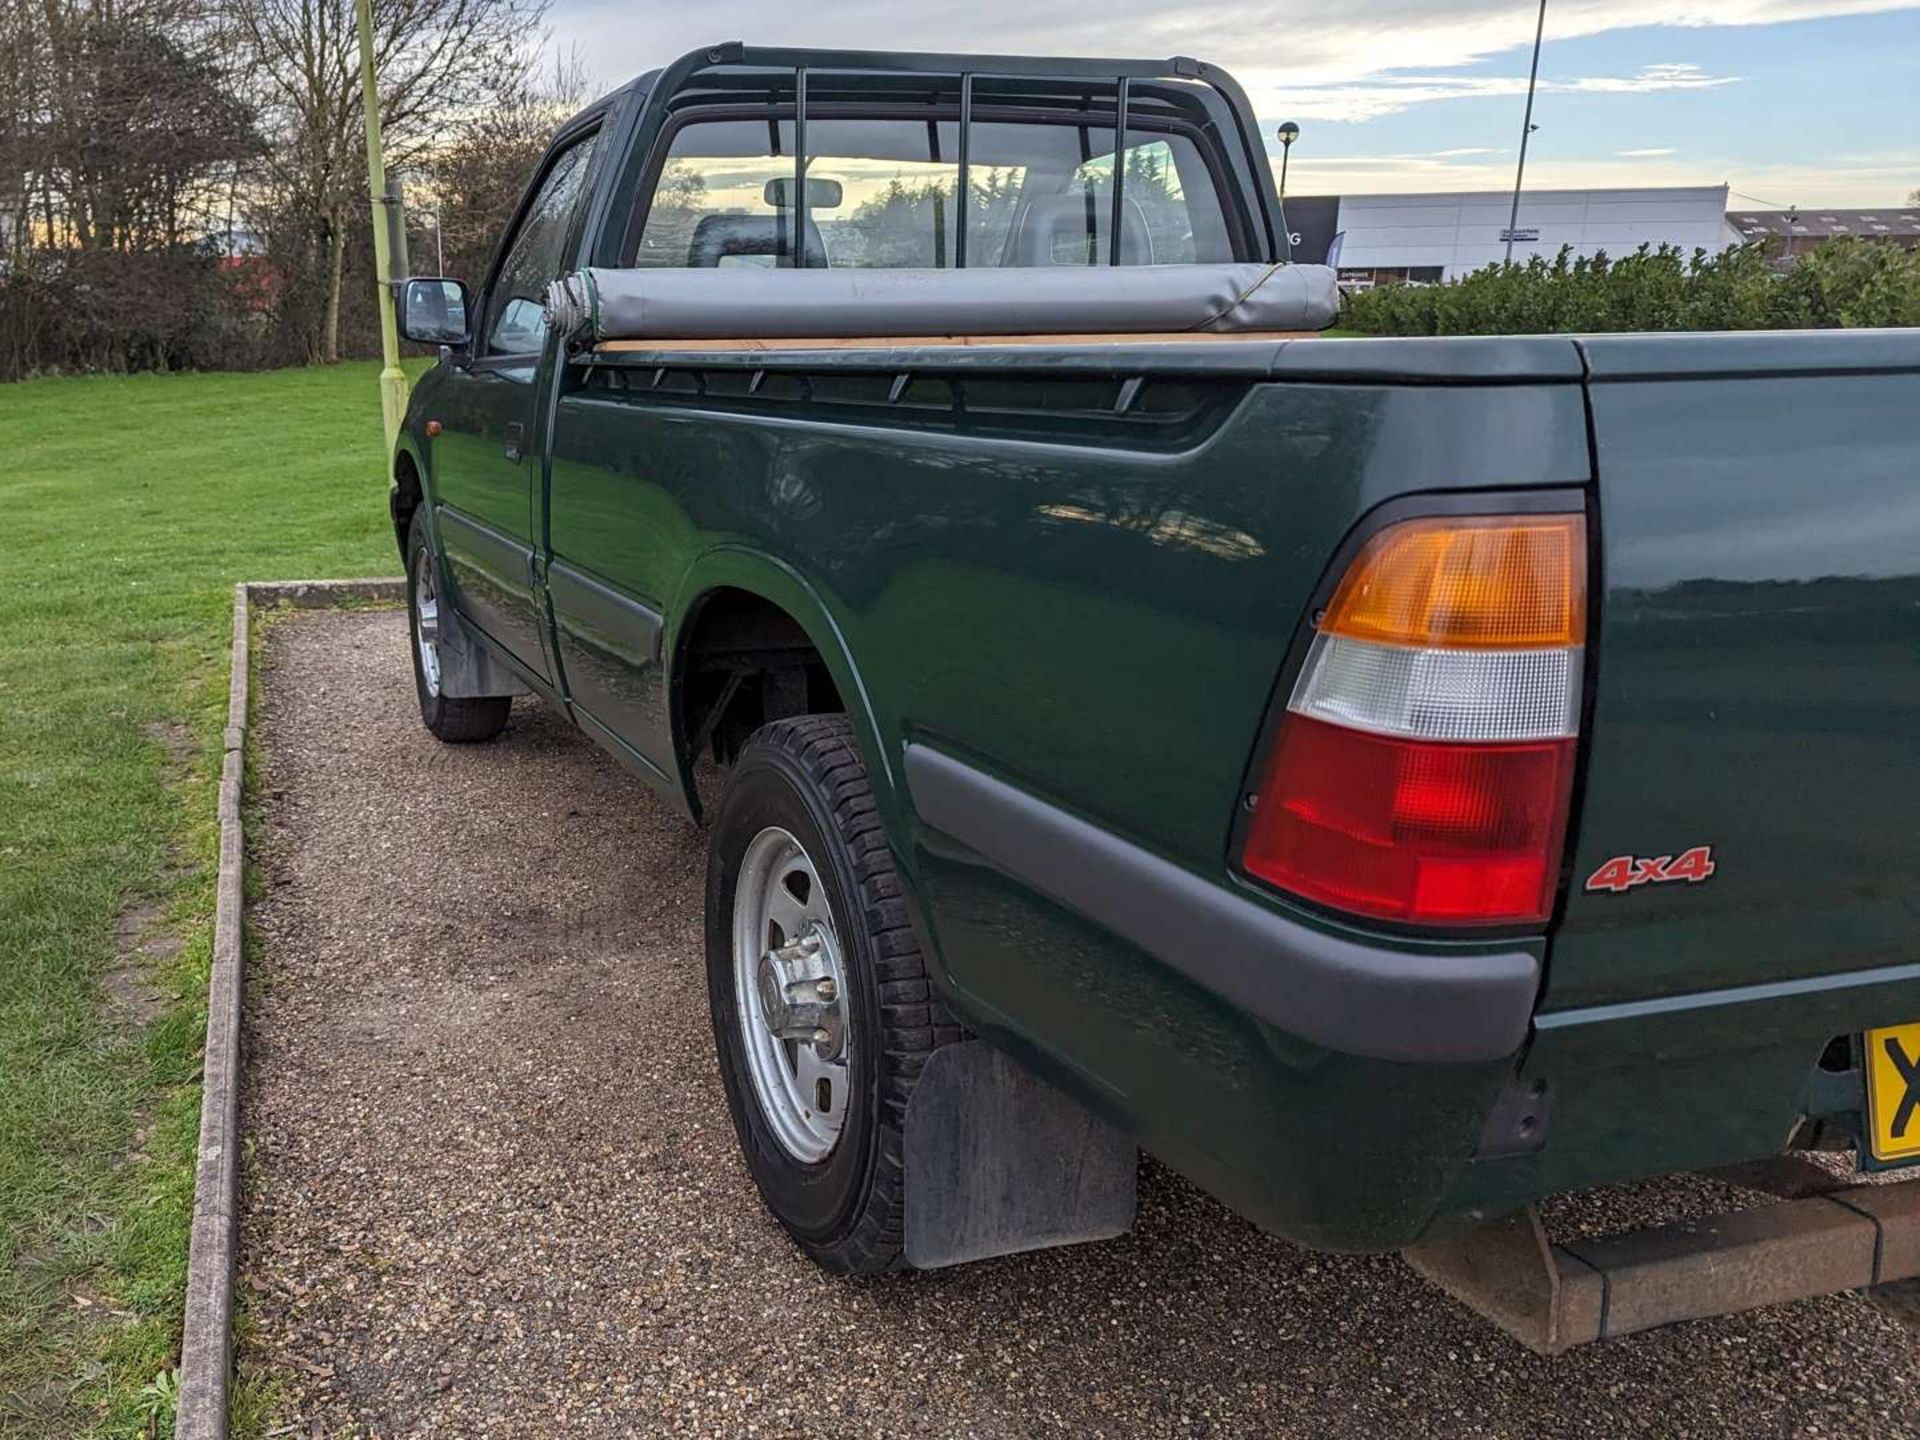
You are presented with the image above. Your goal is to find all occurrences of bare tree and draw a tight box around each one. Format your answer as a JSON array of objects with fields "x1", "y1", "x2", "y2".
[
  {"x1": 57, "y1": 16, "x2": 256, "y2": 250},
  {"x1": 412, "y1": 48, "x2": 584, "y2": 286},
  {"x1": 4, "y1": 0, "x2": 251, "y2": 247},
  {"x1": 224, "y1": 0, "x2": 545, "y2": 361},
  {"x1": 0, "y1": 0, "x2": 34, "y2": 266},
  {"x1": 0, "y1": 0, "x2": 565, "y2": 376},
  {"x1": 0, "y1": 0, "x2": 262, "y2": 376}
]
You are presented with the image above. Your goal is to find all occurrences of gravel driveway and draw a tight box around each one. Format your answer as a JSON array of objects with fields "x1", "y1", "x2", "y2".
[{"x1": 239, "y1": 609, "x2": 1920, "y2": 1440}]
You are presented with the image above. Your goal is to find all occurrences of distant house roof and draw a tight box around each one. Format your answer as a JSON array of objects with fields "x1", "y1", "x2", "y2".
[{"x1": 1727, "y1": 208, "x2": 1920, "y2": 242}]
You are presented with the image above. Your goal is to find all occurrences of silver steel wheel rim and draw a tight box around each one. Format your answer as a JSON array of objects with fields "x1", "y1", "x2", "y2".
[
  {"x1": 412, "y1": 546, "x2": 442, "y2": 698},
  {"x1": 732, "y1": 825, "x2": 852, "y2": 1165}
]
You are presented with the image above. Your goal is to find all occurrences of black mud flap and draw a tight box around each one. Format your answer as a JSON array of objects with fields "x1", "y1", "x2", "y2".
[
  {"x1": 436, "y1": 601, "x2": 528, "y2": 699},
  {"x1": 902, "y1": 1040, "x2": 1137, "y2": 1269}
]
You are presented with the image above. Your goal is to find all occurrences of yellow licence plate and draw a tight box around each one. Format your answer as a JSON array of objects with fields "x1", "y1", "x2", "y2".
[{"x1": 1865, "y1": 1023, "x2": 1920, "y2": 1163}]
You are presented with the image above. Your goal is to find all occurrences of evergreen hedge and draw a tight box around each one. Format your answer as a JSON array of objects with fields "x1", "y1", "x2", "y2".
[{"x1": 1338, "y1": 238, "x2": 1920, "y2": 336}]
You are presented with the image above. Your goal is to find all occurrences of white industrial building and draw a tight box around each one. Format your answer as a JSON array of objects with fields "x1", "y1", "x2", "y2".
[{"x1": 1312, "y1": 185, "x2": 1739, "y2": 287}]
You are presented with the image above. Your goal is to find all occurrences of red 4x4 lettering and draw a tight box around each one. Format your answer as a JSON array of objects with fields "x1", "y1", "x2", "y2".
[{"x1": 1585, "y1": 846, "x2": 1716, "y2": 894}]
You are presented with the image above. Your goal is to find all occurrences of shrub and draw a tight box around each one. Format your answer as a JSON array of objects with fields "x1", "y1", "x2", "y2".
[
  {"x1": 1769, "y1": 239, "x2": 1920, "y2": 329},
  {"x1": 0, "y1": 247, "x2": 277, "y2": 379},
  {"x1": 1339, "y1": 239, "x2": 1920, "y2": 336}
]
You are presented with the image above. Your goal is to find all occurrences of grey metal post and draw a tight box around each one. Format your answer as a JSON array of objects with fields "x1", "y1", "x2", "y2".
[{"x1": 1504, "y1": 0, "x2": 1548, "y2": 266}]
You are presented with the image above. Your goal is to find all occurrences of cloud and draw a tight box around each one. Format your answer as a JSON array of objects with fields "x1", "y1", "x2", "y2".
[
  {"x1": 1281, "y1": 146, "x2": 1920, "y2": 205},
  {"x1": 1275, "y1": 62, "x2": 1740, "y2": 121},
  {"x1": 543, "y1": 0, "x2": 1920, "y2": 206},
  {"x1": 1306, "y1": 151, "x2": 1512, "y2": 167},
  {"x1": 552, "y1": 0, "x2": 1919, "y2": 99},
  {"x1": 1565, "y1": 61, "x2": 1739, "y2": 91},
  {"x1": 1619, "y1": 147, "x2": 1682, "y2": 156}
]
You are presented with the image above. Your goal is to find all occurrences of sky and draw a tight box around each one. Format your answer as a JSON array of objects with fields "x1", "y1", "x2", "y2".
[{"x1": 542, "y1": 0, "x2": 1920, "y2": 206}]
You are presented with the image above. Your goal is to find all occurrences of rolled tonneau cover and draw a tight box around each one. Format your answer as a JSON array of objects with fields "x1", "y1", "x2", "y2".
[{"x1": 544, "y1": 263, "x2": 1341, "y2": 344}]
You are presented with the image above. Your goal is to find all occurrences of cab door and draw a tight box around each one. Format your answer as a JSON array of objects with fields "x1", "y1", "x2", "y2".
[{"x1": 429, "y1": 126, "x2": 600, "y2": 680}]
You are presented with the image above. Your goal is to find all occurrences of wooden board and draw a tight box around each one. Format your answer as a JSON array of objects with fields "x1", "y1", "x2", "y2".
[{"x1": 593, "y1": 329, "x2": 1320, "y2": 355}]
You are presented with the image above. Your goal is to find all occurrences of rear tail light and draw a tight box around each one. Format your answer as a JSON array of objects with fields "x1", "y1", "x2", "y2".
[{"x1": 1241, "y1": 513, "x2": 1585, "y2": 926}]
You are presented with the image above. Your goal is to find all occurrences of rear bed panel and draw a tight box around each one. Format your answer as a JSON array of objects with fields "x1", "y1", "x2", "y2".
[
  {"x1": 1548, "y1": 333, "x2": 1920, "y2": 1015},
  {"x1": 553, "y1": 339, "x2": 1593, "y2": 1244}
]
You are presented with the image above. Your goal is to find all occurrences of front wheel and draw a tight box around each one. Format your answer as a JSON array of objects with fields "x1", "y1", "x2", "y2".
[
  {"x1": 706, "y1": 715, "x2": 961, "y2": 1272},
  {"x1": 405, "y1": 510, "x2": 510, "y2": 744}
]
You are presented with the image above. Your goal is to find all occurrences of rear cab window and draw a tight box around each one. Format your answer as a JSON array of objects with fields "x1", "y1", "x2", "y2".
[{"x1": 624, "y1": 81, "x2": 1245, "y2": 272}]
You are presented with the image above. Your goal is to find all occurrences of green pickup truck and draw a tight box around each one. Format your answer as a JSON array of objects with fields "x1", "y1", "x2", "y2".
[{"x1": 389, "y1": 43, "x2": 1920, "y2": 1348}]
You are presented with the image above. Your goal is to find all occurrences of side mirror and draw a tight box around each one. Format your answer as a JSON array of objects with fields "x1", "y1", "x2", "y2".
[
  {"x1": 399, "y1": 277, "x2": 469, "y2": 346},
  {"x1": 763, "y1": 176, "x2": 844, "y2": 211}
]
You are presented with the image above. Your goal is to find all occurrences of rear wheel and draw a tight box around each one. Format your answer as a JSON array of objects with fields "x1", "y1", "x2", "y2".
[
  {"x1": 706, "y1": 714, "x2": 961, "y2": 1272},
  {"x1": 405, "y1": 510, "x2": 511, "y2": 744}
]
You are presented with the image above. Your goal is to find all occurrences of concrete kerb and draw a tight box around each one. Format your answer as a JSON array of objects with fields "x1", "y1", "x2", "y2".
[{"x1": 175, "y1": 578, "x2": 404, "y2": 1440}]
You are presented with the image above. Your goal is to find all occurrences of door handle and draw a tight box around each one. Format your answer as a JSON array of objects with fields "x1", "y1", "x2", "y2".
[{"x1": 503, "y1": 420, "x2": 526, "y2": 462}]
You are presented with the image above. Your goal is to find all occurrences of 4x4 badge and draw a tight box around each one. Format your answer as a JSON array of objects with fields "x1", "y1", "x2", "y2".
[{"x1": 1584, "y1": 846, "x2": 1716, "y2": 894}]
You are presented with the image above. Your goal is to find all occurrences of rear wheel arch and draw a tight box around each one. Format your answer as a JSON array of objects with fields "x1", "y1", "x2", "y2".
[{"x1": 667, "y1": 553, "x2": 896, "y2": 827}]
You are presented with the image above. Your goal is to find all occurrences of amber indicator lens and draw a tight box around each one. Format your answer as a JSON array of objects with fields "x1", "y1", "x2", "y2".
[{"x1": 1320, "y1": 514, "x2": 1585, "y2": 650}]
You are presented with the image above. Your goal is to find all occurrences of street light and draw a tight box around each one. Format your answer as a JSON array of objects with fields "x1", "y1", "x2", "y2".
[
  {"x1": 1504, "y1": 0, "x2": 1548, "y2": 265},
  {"x1": 1277, "y1": 121, "x2": 1301, "y2": 198}
]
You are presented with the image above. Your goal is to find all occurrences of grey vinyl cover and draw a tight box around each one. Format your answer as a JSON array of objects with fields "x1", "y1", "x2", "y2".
[{"x1": 544, "y1": 262, "x2": 1340, "y2": 342}]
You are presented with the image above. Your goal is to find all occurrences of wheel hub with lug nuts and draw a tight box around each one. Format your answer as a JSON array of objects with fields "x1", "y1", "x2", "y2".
[
  {"x1": 755, "y1": 925, "x2": 845, "y2": 1059},
  {"x1": 732, "y1": 826, "x2": 853, "y2": 1164}
]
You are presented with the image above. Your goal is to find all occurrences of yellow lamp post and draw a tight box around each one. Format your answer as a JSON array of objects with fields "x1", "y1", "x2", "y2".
[{"x1": 355, "y1": 0, "x2": 409, "y2": 452}]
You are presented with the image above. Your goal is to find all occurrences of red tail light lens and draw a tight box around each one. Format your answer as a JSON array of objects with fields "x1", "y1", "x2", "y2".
[
  {"x1": 1243, "y1": 717, "x2": 1575, "y2": 924},
  {"x1": 1241, "y1": 512, "x2": 1585, "y2": 927}
]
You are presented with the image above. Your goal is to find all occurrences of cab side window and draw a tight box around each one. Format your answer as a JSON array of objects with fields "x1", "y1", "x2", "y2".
[{"x1": 485, "y1": 132, "x2": 599, "y2": 355}]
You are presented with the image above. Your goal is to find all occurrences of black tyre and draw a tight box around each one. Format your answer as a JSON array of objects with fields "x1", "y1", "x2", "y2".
[
  {"x1": 405, "y1": 510, "x2": 510, "y2": 744},
  {"x1": 706, "y1": 714, "x2": 962, "y2": 1272}
]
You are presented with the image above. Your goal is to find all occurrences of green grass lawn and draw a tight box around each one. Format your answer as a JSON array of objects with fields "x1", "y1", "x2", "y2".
[{"x1": 0, "y1": 363, "x2": 407, "y2": 1438}]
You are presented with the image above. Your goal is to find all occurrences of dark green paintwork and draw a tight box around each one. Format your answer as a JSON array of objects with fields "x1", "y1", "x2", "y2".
[
  {"x1": 1448, "y1": 335, "x2": 1920, "y2": 1219},
  {"x1": 393, "y1": 47, "x2": 1920, "y2": 1252},
  {"x1": 1556, "y1": 353, "x2": 1920, "y2": 1010}
]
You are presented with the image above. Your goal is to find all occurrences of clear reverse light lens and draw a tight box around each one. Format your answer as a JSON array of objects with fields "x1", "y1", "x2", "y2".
[{"x1": 1287, "y1": 633, "x2": 1581, "y2": 743}]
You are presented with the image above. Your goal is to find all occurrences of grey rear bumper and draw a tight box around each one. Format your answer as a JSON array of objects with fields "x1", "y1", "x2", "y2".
[{"x1": 904, "y1": 743, "x2": 1539, "y2": 1065}]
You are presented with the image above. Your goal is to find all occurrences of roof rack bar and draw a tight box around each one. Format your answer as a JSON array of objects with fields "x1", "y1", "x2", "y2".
[
  {"x1": 618, "y1": 44, "x2": 1288, "y2": 269},
  {"x1": 712, "y1": 45, "x2": 1190, "y2": 80},
  {"x1": 1109, "y1": 76, "x2": 1130, "y2": 266},
  {"x1": 793, "y1": 66, "x2": 809, "y2": 269},
  {"x1": 955, "y1": 73, "x2": 973, "y2": 269}
]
